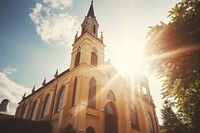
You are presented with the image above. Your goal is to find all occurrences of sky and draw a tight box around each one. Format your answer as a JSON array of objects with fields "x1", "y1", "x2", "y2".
[{"x1": 0, "y1": 0, "x2": 180, "y2": 123}]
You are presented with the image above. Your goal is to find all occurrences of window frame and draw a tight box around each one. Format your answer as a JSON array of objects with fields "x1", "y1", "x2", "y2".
[
  {"x1": 30, "y1": 100, "x2": 38, "y2": 120},
  {"x1": 56, "y1": 87, "x2": 65, "y2": 112},
  {"x1": 129, "y1": 103, "x2": 139, "y2": 129},
  {"x1": 41, "y1": 94, "x2": 50, "y2": 118},
  {"x1": 88, "y1": 78, "x2": 96, "y2": 108},
  {"x1": 91, "y1": 52, "x2": 98, "y2": 67}
]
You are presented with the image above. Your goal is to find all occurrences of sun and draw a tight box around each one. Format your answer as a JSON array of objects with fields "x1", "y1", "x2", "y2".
[{"x1": 113, "y1": 49, "x2": 145, "y2": 77}]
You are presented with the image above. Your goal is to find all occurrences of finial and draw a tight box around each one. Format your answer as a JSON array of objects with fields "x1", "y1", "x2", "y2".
[
  {"x1": 42, "y1": 78, "x2": 46, "y2": 86},
  {"x1": 32, "y1": 85, "x2": 35, "y2": 93},
  {"x1": 22, "y1": 92, "x2": 26, "y2": 99},
  {"x1": 100, "y1": 31, "x2": 104, "y2": 41},
  {"x1": 91, "y1": 0, "x2": 93, "y2": 4},
  {"x1": 74, "y1": 31, "x2": 78, "y2": 42},
  {"x1": 54, "y1": 69, "x2": 58, "y2": 78}
]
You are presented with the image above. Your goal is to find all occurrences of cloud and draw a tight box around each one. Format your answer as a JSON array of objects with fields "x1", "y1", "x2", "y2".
[
  {"x1": 3, "y1": 66, "x2": 17, "y2": 75},
  {"x1": 0, "y1": 67, "x2": 30, "y2": 115},
  {"x1": 29, "y1": 0, "x2": 80, "y2": 46},
  {"x1": 43, "y1": 0, "x2": 73, "y2": 9}
]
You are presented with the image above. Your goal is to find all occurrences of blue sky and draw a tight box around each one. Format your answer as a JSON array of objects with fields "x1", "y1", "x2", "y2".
[{"x1": 0, "y1": 0, "x2": 180, "y2": 123}]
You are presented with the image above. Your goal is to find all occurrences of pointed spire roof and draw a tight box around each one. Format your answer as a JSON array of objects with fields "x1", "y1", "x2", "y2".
[
  {"x1": 32, "y1": 85, "x2": 35, "y2": 93},
  {"x1": 54, "y1": 69, "x2": 58, "y2": 78},
  {"x1": 42, "y1": 78, "x2": 46, "y2": 86},
  {"x1": 22, "y1": 92, "x2": 26, "y2": 99},
  {"x1": 86, "y1": 0, "x2": 95, "y2": 18}
]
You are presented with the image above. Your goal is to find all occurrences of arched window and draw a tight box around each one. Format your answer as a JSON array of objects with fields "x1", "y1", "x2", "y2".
[
  {"x1": 56, "y1": 87, "x2": 65, "y2": 112},
  {"x1": 22, "y1": 104, "x2": 29, "y2": 119},
  {"x1": 72, "y1": 77, "x2": 78, "y2": 106},
  {"x1": 19, "y1": 105, "x2": 26, "y2": 118},
  {"x1": 105, "y1": 102, "x2": 118, "y2": 133},
  {"x1": 88, "y1": 78, "x2": 96, "y2": 108},
  {"x1": 147, "y1": 112, "x2": 155, "y2": 133},
  {"x1": 86, "y1": 127, "x2": 95, "y2": 133},
  {"x1": 91, "y1": 52, "x2": 98, "y2": 67},
  {"x1": 107, "y1": 90, "x2": 116, "y2": 101},
  {"x1": 41, "y1": 94, "x2": 50, "y2": 118},
  {"x1": 93, "y1": 25, "x2": 96, "y2": 35},
  {"x1": 75, "y1": 47, "x2": 81, "y2": 67},
  {"x1": 129, "y1": 103, "x2": 139, "y2": 129},
  {"x1": 20, "y1": 105, "x2": 25, "y2": 118},
  {"x1": 30, "y1": 100, "x2": 38, "y2": 120}
]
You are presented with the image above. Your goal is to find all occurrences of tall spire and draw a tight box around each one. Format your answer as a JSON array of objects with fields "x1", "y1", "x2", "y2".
[
  {"x1": 87, "y1": 0, "x2": 95, "y2": 18},
  {"x1": 81, "y1": 1, "x2": 99, "y2": 37}
]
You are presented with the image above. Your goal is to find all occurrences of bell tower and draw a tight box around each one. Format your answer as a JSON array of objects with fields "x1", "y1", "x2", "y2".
[{"x1": 70, "y1": 1, "x2": 105, "y2": 70}]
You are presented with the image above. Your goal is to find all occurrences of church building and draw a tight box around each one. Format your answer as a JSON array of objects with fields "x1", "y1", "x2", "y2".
[{"x1": 15, "y1": 1, "x2": 160, "y2": 133}]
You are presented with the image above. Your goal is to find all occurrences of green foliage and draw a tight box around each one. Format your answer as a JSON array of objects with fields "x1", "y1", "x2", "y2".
[
  {"x1": 0, "y1": 118, "x2": 52, "y2": 133},
  {"x1": 161, "y1": 100, "x2": 188, "y2": 133},
  {"x1": 144, "y1": 0, "x2": 200, "y2": 132}
]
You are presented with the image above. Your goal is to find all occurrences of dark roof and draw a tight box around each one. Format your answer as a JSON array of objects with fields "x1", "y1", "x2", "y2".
[{"x1": 86, "y1": 1, "x2": 95, "y2": 18}]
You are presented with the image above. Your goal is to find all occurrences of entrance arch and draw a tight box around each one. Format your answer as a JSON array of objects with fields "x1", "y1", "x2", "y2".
[{"x1": 105, "y1": 102, "x2": 118, "y2": 133}]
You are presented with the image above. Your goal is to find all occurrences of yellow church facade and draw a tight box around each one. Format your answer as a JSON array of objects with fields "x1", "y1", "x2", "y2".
[{"x1": 15, "y1": 2, "x2": 160, "y2": 133}]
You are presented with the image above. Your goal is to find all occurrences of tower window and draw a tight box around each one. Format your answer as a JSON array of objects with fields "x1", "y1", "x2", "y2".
[
  {"x1": 93, "y1": 25, "x2": 96, "y2": 35},
  {"x1": 75, "y1": 52, "x2": 80, "y2": 67},
  {"x1": 88, "y1": 78, "x2": 96, "y2": 108},
  {"x1": 91, "y1": 52, "x2": 98, "y2": 67},
  {"x1": 75, "y1": 47, "x2": 81, "y2": 68}
]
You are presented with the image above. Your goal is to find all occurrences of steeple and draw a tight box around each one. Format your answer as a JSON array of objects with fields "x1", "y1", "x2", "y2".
[
  {"x1": 87, "y1": 0, "x2": 95, "y2": 18},
  {"x1": 70, "y1": 0, "x2": 105, "y2": 70},
  {"x1": 81, "y1": 0, "x2": 99, "y2": 37}
]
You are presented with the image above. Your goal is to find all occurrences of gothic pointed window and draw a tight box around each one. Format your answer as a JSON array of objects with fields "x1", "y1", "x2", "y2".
[
  {"x1": 20, "y1": 104, "x2": 26, "y2": 118},
  {"x1": 72, "y1": 77, "x2": 77, "y2": 106},
  {"x1": 147, "y1": 112, "x2": 155, "y2": 133},
  {"x1": 41, "y1": 94, "x2": 50, "y2": 118},
  {"x1": 107, "y1": 90, "x2": 116, "y2": 101},
  {"x1": 30, "y1": 100, "x2": 38, "y2": 120},
  {"x1": 105, "y1": 102, "x2": 118, "y2": 133},
  {"x1": 75, "y1": 47, "x2": 81, "y2": 67},
  {"x1": 88, "y1": 78, "x2": 96, "y2": 108},
  {"x1": 91, "y1": 52, "x2": 97, "y2": 66},
  {"x1": 22, "y1": 104, "x2": 29, "y2": 119},
  {"x1": 91, "y1": 47, "x2": 98, "y2": 67},
  {"x1": 86, "y1": 127, "x2": 95, "y2": 133},
  {"x1": 56, "y1": 87, "x2": 65, "y2": 112},
  {"x1": 129, "y1": 103, "x2": 139, "y2": 129},
  {"x1": 93, "y1": 25, "x2": 96, "y2": 35}
]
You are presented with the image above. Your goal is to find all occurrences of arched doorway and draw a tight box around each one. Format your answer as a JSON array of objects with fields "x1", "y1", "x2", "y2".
[
  {"x1": 105, "y1": 102, "x2": 118, "y2": 133},
  {"x1": 86, "y1": 127, "x2": 95, "y2": 133}
]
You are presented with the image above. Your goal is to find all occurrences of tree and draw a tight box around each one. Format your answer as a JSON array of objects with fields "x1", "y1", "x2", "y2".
[
  {"x1": 161, "y1": 100, "x2": 188, "y2": 133},
  {"x1": 144, "y1": 0, "x2": 200, "y2": 131}
]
